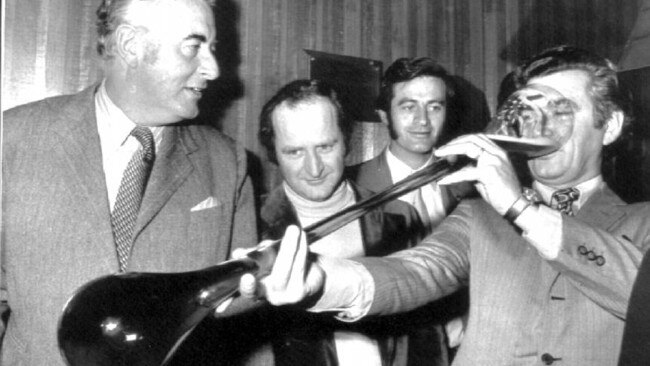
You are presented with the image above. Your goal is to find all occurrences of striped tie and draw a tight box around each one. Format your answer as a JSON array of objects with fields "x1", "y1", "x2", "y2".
[
  {"x1": 551, "y1": 187, "x2": 580, "y2": 216},
  {"x1": 111, "y1": 126, "x2": 155, "y2": 272}
]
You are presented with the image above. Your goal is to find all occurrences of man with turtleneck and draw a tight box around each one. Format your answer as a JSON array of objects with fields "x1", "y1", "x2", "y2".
[{"x1": 255, "y1": 79, "x2": 425, "y2": 366}]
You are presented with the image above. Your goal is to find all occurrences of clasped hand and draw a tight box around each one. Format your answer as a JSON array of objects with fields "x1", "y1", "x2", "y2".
[
  {"x1": 217, "y1": 225, "x2": 324, "y2": 315},
  {"x1": 435, "y1": 133, "x2": 522, "y2": 215}
]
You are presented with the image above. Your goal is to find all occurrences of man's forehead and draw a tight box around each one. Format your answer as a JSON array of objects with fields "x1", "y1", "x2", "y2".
[
  {"x1": 392, "y1": 76, "x2": 447, "y2": 99},
  {"x1": 526, "y1": 69, "x2": 591, "y2": 98},
  {"x1": 274, "y1": 98, "x2": 336, "y2": 120},
  {"x1": 274, "y1": 100, "x2": 340, "y2": 135},
  {"x1": 129, "y1": 0, "x2": 216, "y2": 39}
]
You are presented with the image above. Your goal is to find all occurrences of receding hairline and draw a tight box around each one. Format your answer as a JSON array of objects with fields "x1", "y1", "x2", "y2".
[{"x1": 271, "y1": 96, "x2": 340, "y2": 124}]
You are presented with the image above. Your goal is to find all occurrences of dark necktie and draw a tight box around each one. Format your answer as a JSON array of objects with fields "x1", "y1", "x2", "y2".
[
  {"x1": 551, "y1": 187, "x2": 580, "y2": 216},
  {"x1": 412, "y1": 187, "x2": 431, "y2": 228},
  {"x1": 111, "y1": 127, "x2": 155, "y2": 272}
]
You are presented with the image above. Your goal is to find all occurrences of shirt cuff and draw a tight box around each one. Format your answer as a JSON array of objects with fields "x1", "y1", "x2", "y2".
[
  {"x1": 308, "y1": 256, "x2": 375, "y2": 322},
  {"x1": 515, "y1": 204, "x2": 563, "y2": 259}
]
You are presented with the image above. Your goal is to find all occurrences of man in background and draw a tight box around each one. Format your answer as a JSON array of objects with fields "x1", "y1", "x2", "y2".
[
  {"x1": 244, "y1": 45, "x2": 650, "y2": 366},
  {"x1": 347, "y1": 57, "x2": 472, "y2": 364},
  {"x1": 255, "y1": 79, "x2": 425, "y2": 365},
  {"x1": 1, "y1": 0, "x2": 256, "y2": 364}
]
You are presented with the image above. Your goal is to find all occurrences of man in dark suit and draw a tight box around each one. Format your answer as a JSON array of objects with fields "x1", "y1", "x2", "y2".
[
  {"x1": 1, "y1": 0, "x2": 256, "y2": 364},
  {"x1": 348, "y1": 57, "x2": 468, "y2": 230},
  {"x1": 253, "y1": 79, "x2": 425, "y2": 366},
  {"x1": 242, "y1": 46, "x2": 650, "y2": 365},
  {"x1": 346, "y1": 57, "x2": 471, "y2": 365}
]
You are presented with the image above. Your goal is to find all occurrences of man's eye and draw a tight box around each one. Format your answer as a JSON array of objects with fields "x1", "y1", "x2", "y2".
[
  {"x1": 552, "y1": 99, "x2": 577, "y2": 117},
  {"x1": 317, "y1": 144, "x2": 334, "y2": 153},
  {"x1": 284, "y1": 150, "x2": 302, "y2": 157},
  {"x1": 401, "y1": 104, "x2": 415, "y2": 112},
  {"x1": 183, "y1": 43, "x2": 201, "y2": 57}
]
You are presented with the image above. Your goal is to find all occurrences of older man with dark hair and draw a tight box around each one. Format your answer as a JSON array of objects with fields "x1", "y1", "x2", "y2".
[{"x1": 242, "y1": 45, "x2": 650, "y2": 366}]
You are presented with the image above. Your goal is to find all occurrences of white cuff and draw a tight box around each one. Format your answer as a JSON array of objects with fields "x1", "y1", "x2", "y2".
[
  {"x1": 516, "y1": 204, "x2": 563, "y2": 259},
  {"x1": 309, "y1": 256, "x2": 374, "y2": 322}
]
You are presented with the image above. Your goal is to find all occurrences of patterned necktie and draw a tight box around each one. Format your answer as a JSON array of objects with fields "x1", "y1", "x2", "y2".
[
  {"x1": 111, "y1": 127, "x2": 155, "y2": 272},
  {"x1": 413, "y1": 187, "x2": 431, "y2": 228},
  {"x1": 551, "y1": 187, "x2": 580, "y2": 216}
]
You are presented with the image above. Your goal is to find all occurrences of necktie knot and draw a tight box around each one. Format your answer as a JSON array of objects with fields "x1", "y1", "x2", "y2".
[
  {"x1": 131, "y1": 126, "x2": 155, "y2": 163},
  {"x1": 551, "y1": 187, "x2": 580, "y2": 216}
]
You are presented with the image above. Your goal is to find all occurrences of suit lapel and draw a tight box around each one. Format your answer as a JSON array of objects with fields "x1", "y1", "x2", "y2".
[
  {"x1": 259, "y1": 186, "x2": 302, "y2": 240},
  {"x1": 52, "y1": 87, "x2": 114, "y2": 233},
  {"x1": 575, "y1": 185, "x2": 626, "y2": 230},
  {"x1": 374, "y1": 150, "x2": 395, "y2": 189},
  {"x1": 544, "y1": 185, "x2": 625, "y2": 291},
  {"x1": 353, "y1": 185, "x2": 383, "y2": 255},
  {"x1": 49, "y1": 85, "x2": 117, "y2": 264},
  {"x1": 134, "y1": 126, "x2": 197, "y2": 235}
]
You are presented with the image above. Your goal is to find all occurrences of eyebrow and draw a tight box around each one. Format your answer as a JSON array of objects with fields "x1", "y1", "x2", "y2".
[
  {"x1": 280, "y1": 138, "x2": 339, "y2": 151},
  {"x1": 396, "y1": 98, "x2": 446, "y2": 105},
  {"x1": 185, "y1": 33, "x2": 207, "y2": 42},
  {"x1": 280, "y1": 146, "x2": 303, "y2": 153}
]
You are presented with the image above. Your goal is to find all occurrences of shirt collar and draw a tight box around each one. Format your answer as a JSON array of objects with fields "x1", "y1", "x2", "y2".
[
  {"x1": 95, "y1": 80, "x2": 165, "y2": 150},
  {"x1": 384, "y1": 147, "x2": 435, "y2": 182},
  {"x1": 533, "y1": 175, "x2": 604, "y2": 209}
]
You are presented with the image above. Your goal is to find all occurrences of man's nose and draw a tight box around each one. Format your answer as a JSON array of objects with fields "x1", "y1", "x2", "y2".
[
  {"x1": 199, "y1": 50, "x2": 219, "y2": 80},
  {"x1": 415, "y1": 106, "x2": 430, "y2": 125},
  {"x1": 304, "y1": 152, "x2": 324, "y2": 177}
]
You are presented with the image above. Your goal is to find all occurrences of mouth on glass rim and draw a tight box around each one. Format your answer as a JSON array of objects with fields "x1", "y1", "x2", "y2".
[{"x1": 484, "y1": 84, "x2": 576, "y2": 157}]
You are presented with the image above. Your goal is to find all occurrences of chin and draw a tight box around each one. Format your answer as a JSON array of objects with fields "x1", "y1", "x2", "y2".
[
  {"x1": 408, "y1": 142, "x2": 435, "y2": 154},
  {"x1": 304, "y1": 189, "x2": 334, "y2": 202},
  {"x1": 175, "y1": 103, "x2": 200, "y2": 121},
  {"x1": 530, "y1": 166, "x2": 565, "y2": 183}
]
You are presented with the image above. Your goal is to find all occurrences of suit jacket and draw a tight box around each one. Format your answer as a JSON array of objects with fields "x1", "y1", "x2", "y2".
[
  {"x1": 1, "y1": 85, "x2": 257, "y2": 365},
  {"x1": 345, "y1": 149, "x2": 472, "y2": 217},
  {"x1": 619, "y1": 246, "x2": 650, "y2": 365},
  {"x1": 347, "y1": 149, "x2": 472, "y2": 366},
  {"x1": 357, "y1": 185, "x2": 650, "y2": 365},
  {"x1": 255, "y1": 182, "x2": 425, "y2": 366}
]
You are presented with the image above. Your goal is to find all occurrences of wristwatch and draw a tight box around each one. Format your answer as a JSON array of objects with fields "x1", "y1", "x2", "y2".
[{"x1": 504, "y1": 195, "x2": 534, "y2": 222}]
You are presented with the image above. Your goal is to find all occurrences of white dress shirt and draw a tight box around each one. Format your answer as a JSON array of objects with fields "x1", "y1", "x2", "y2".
[
  {"x1": 385, "y1": 148, "x2": 447, "y2": 229},
  {"x1": 518, "y1": 175, "x2": 604, "y2": 259},
  {"x1": 95, "y1": 81, "x2": 164, "y2": 210}
]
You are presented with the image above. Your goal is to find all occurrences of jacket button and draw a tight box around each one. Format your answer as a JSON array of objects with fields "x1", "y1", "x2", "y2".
[
  {"x1": 596, "y1": 256, "x2": 606, "y2": 266},
  {"x1": 587, "y1": 251, "x2": 597, "y2": 260},
  {"x1": 578, "y1": 245, "x2": 588, "y2": 255},
  {"x1": 541, "y1": 353, "x2": 561, "y2": 365}
]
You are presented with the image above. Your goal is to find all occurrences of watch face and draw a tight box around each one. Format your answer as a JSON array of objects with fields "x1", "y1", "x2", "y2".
[{"x1": 485, "y1": 84, "x2": 576, "y2": 157}]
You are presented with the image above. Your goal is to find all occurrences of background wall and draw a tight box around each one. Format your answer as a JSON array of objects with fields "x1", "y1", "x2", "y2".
[{"x1": 2, "y1": 0, "x2": 641, "y2": 194}]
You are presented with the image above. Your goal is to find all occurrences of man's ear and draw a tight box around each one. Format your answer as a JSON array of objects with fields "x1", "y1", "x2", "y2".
[
  {"x1": 377, "y1": 109, "x2": 389, "y2": 127},
  {"x1": 602, "y1": 110, "x2": 624, "y2": 146},
  {"x1": 114, "y1": 24, "x2": 142, "y2": 68}
]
